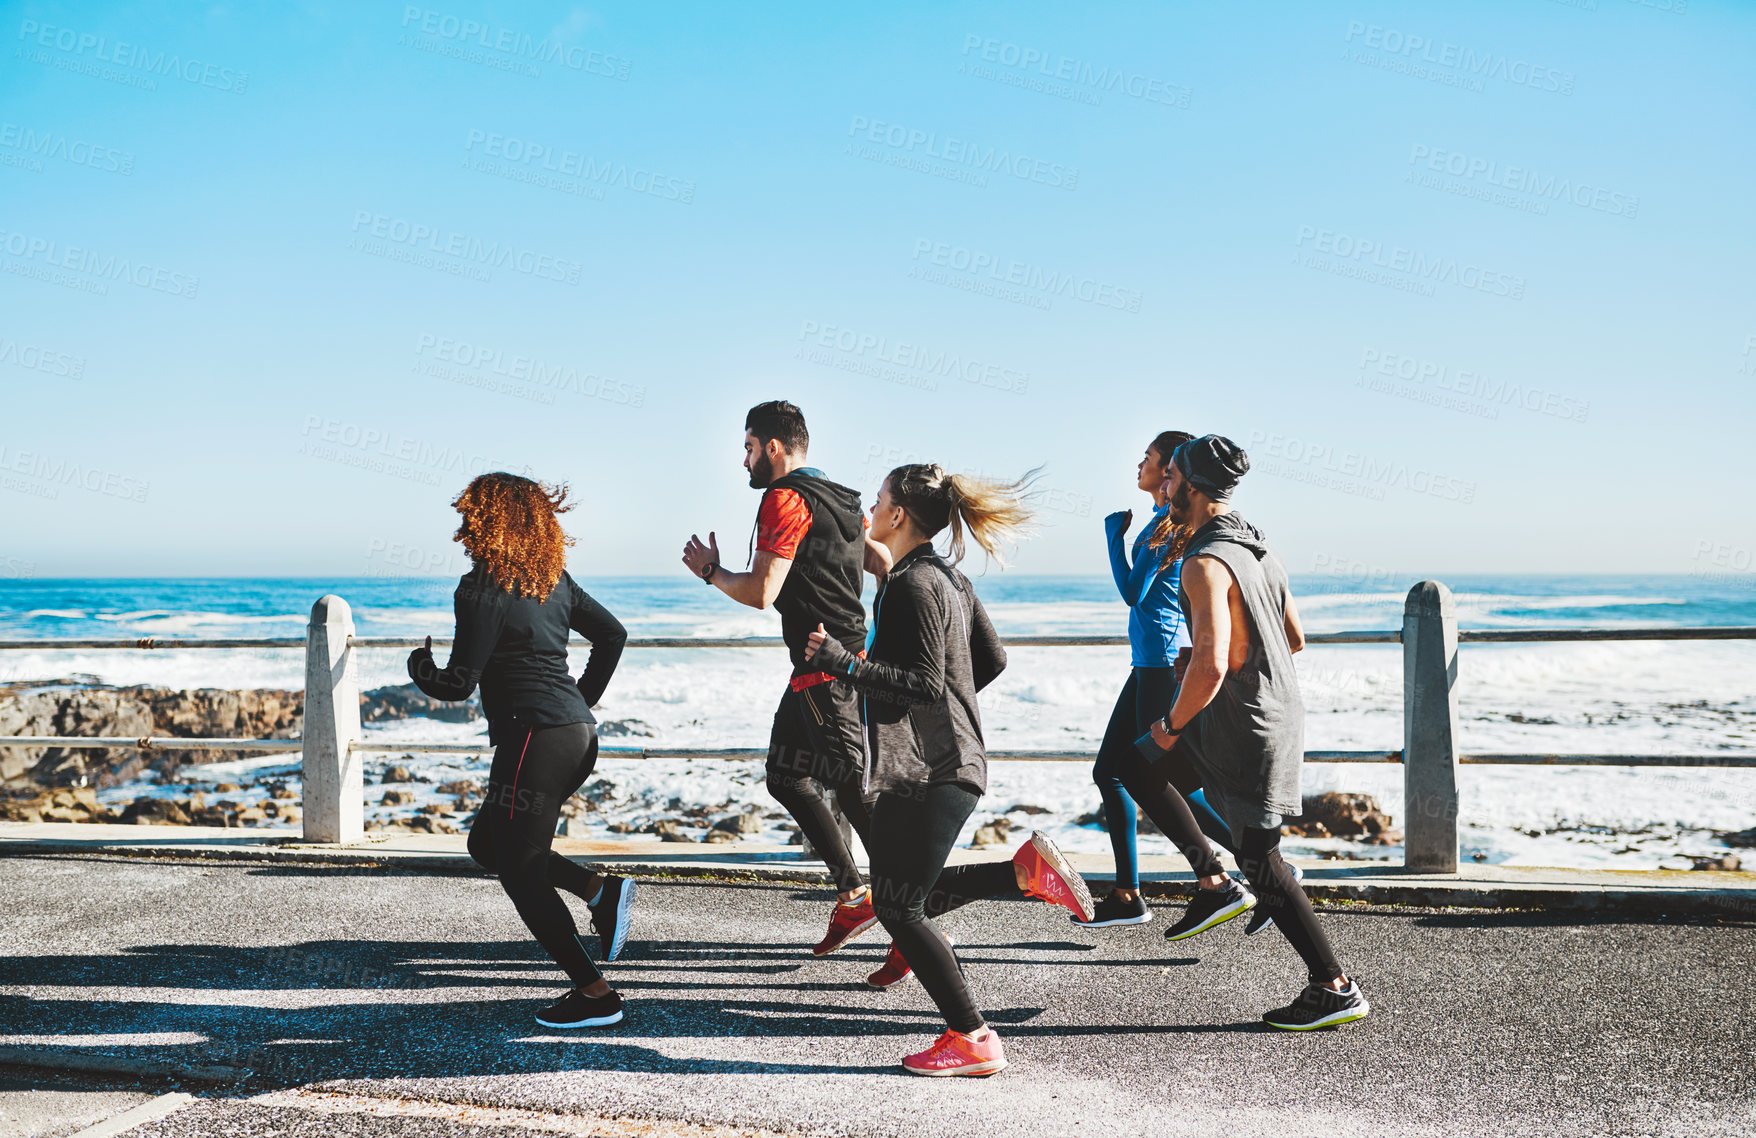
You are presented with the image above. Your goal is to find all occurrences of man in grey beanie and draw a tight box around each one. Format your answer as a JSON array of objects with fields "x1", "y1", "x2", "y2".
[{"x1": 1142, "y1": 434, "x2": 1371, "y2": 1030}]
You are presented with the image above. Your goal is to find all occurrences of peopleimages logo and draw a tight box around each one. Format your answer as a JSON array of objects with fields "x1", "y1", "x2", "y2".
[
  {"x1": 15, "y1": 19, "x2": 249, "y2": 93},
  {"x1": 958, "y1": 35, "x2": 1192, "y2": 108},
  {"x1": 1407, "y1": 144, "x2": 1638, "y2": 219},
  {"x1": 0, "y1": 444, "x2": 149, "y2": 502},
  {"x1": 847, "y1": 117, "x2": 1078, "y2": 190},
  {"x1": 413, "y1": 334, "x2": 646, "y2": 407},
  {"x1": 1343, "y1": 21, "x2": 1575, "y2": 96},
  {"x1": 909, "y1": 238, "x2": 1142, "y2": 312},
  {"x1": 348, "y1": 212, "x2": 583, "y2": 284},
  {"x1": 398, "y1": 7, "x2": 630, "y2": 80},
  {"x1": 1247, "y1": 430, "x2": 1477, "y2": 504},
  {"x1": 0, "y1": 228, "x2": 199, "y2": 298},
  {"x1": 0, "y1": 335, "x2": 85, "y2": 379},
  {"x1": 463, "y1": 130, "x2": 694, "y2": 203},
  {"x1": 298, "y1": 415, "x2": 533, "y2": 486},
  {"x1": 1294, "y1": 226, "x2": 1525, "y2": 300},
  {"x1": 1356, "y1": 347, "x2": 1590, "y2": 424},
  {"x1": 0, "y1": 123, "x2": 134, "y2": 175},
  {"x1": 796, "y1": 320, "x2": 1030, "y2": 395}
]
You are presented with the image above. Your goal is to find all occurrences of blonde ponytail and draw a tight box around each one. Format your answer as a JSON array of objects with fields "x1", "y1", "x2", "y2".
[{"x1": 888, "y1": 463, "x2": 1040, "y2": 566}]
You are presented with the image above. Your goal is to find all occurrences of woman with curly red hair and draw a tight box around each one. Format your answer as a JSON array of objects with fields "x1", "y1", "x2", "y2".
[{"x1": 408, "y1": 472, "x2": 631, "y2": 1029}]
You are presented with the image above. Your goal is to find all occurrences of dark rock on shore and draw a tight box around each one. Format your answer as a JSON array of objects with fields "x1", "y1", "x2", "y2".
[
  {"x1": 970, "y1": 817, "x2": 1016, "y2": 848},
  {"x1": 711, "y1": 808, "x2": 764, "y2": 836},
  {"x1": 1, "y1": 680, "x2": 480, "y2": 791},
  {"x1": 1283, "y1": 792, "x2": 1401, "y2": 844},
  {"x1": 1080, "y1": 790, "x2": 1402, "y2": 847},
  {"x1": 0, "y1": 777, "x2": 305, "y2": 828},
  {"x1": 360, "y1": 684, "x2": 480, "y2": 724},
  {"x1": 0, "y1": 681, "x2": 300, "y2": 788},
  {"x1": 0, "y1": 786, "x2": 114, "y2": 823},
  {"x1": 597, "y1": 718, "x2": 656, "y2": 738}
]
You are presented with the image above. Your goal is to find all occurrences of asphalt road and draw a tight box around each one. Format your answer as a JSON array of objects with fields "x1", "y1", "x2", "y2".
[{"x1": 0, "y1": 853, "x2": 1752, "y2": 1138}]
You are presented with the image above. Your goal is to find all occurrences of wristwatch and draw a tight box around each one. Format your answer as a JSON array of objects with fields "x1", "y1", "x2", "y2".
[{"x1": 700, "y1": 561, "x2": 718, "y2": 583}]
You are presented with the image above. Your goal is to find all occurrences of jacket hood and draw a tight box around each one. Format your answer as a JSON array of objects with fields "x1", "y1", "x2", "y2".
[
  {"x1": 771, "y1": 470, "x2": 867, "y2": 543},
  {"x1": 1185, "y1": 511, "x2": 1270, "y2": 561}
]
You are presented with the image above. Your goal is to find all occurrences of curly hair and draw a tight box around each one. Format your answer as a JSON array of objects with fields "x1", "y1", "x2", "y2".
[
  {"x1": 1145, "y1": 514, "x2": 1192, "y2": 570},
  {"x1": 450, "y1": 473, "x2": 574, "y2": 599},
  {"x1": 1143, "y1": 430, "x2": 1195, "y2": 570}
]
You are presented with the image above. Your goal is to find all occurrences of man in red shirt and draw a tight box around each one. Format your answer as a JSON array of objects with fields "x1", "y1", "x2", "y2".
[{"x1": 682, "y1": 401, "x2": 887, "y2": 956}]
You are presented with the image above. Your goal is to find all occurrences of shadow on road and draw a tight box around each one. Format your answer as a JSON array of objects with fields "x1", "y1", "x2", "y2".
[{"x1": 0, "y1": 936, "x2": 1256, "y2": 1086}]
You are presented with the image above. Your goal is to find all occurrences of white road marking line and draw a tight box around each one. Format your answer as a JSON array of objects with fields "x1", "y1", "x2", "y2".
[{"x1": 66, "y1": 1092, "x2": 193, "y2": 1138}]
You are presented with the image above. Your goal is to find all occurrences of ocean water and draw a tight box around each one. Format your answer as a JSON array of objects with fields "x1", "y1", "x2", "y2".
[{"x1": 2, "y1": 574, "x2": 1753, "y2": 869}]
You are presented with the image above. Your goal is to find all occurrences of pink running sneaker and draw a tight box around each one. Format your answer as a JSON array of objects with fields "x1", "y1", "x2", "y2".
[
  {"x1": 902, "y1": 1028, "x2": 1007, "y2": 1077},
  {"x1": 867, "y1": 942, "x2": 912, "y2": 990},
  {"x1": 812, "y1": 892, "x2": 878, "y2": 956},
  {"x1": 1012, "y1": 831, "x2": 1095, "y2": 923}
]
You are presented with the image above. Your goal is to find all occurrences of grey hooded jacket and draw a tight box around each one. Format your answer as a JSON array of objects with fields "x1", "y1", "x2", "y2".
[
  {"x1": 1171, "y1": 512, "x2": 1305, "y2": 830},
  {"x1": 807, "y1": 544, "x2": 1006, "y2": 796}
]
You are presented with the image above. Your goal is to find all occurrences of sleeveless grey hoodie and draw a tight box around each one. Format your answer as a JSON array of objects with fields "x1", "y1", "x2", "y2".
[{"x1": 1171, "y1": 512, "x2": 1305, "y2": 832}]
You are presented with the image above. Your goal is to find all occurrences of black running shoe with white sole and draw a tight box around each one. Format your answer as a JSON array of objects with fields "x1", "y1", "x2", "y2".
[
  {"x1": 1163, "y1": 881, "x2": 1255, "y2": 941},
  {"x1": 589, "y1": 876, "x2": 635, "y2": 962},
  {"x1": 1072, "y1": 891, "x2": 1151, "y2": 928},
  {"x1": 1244, "y1": 865, "x2": 1305, "y2": 937},
  {"x1": 535, "y1": 987, "x2": 625, "y2": 1029},
  {"x1": 1262, "y1": 980, "x2": 1369, "y2": 1030}
]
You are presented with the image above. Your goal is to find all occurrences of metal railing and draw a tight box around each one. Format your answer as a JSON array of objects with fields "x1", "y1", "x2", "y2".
[{"x1": 3, "y1": 584, "x2": 1753, "y2": 872}]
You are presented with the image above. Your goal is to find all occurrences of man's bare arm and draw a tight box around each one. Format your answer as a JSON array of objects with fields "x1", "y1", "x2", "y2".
[
  {"x1": 712, "y1": 550, "x2": 794, "y2": 610},
  {"x1": 1157, "y1": 555, "x2": 1230, "y2": 738},
  {"x1": 864, "y1": 536, "x2": 893, "y2": 578},
  {"x1": 1284, "y1": 591, "x2": 1306, "y2": 654},
  {"x1": 682, "y1": 532, "x2": 794, "y2": 610}
]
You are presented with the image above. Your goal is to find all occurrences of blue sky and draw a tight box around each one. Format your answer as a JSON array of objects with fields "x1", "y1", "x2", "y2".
[{"x1": 3, "y1": 0, "x2": 1752, "y2": 581}]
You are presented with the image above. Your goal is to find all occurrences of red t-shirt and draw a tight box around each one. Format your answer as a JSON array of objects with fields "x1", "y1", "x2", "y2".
[{"x1": 756, "y1": 488, "x2": 813, "y2": 560}]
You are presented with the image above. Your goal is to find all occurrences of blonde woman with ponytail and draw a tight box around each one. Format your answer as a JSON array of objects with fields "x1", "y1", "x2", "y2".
[{"x1": 804, "y1": 463, "x2": 1097, "y2": 1077}]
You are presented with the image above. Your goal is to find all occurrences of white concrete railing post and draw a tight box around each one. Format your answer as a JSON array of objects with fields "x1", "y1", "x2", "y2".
[
  {"x1": 1403, "y1": 580, "x2": 1461, "y2": 872},
  {"x1": 303, "y1": 595, "x2": 363, "y2": 843}
]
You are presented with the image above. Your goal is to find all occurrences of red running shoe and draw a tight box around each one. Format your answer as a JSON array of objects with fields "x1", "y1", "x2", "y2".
[
  {"x1": 902, "y1": 1028, "x2": 1007, "y2": 1077},
  {"x1": 867, "y1": 942, "x2": 912, "y2": 989},
  {"x1": 1012, "y1": 831, "x2": 1095, "y2": 923},
  {"x1": 812, "y1": 892, "x2": 878, "y2": 956}
]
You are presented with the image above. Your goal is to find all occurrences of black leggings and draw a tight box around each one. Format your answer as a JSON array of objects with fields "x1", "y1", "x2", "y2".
[
  {"x1": 1112, "y1": 737, "x2": 1228, "y2": 880},
  {"x1": 767, "y1": 682, "x2": 874, "y2": 894},
  {"x1": 867, "y1": 783, "x2": 1021, "y2": 1035},
  {"x1": 468, "y1": 721, "x2": 604, "y2": 990},
  {"x1": 1236, "y1": 826, "x2": 1342, "y2": 984},
  {"x1": 1125, "y1": 742, "x2": 1344, "y2": 984}
]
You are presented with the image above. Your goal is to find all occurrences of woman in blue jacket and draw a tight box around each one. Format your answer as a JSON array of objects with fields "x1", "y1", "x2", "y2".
[{"x1": 1076, "y1": 431, "x2": 1239, "y2": 927}]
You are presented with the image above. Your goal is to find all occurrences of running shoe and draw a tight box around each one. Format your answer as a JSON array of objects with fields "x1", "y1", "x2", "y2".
[
  {"x1": 1163, "y1": 880, "x2": 1255, "y2": 941},
  {"x1": 1072, "y1": 891, "x2": 1151, "y2": 928},
  {"x1": 867, "y1": 942, "x2": 912, "y2": 990},
  {"x1": 901, "y1": 1028, "x2": 1007, "y2": 1077},
  {"x1": 1262, "y1": 979, "x2": 1370, "y2": 1030},
  {"x1": 534, "y1": 988, "x2": 624, "y2": 1029},
  {"x1": 1244, "y1": 865, "x2": 1305, "y2": 937},
  {"x1": 588, "y1": 876, "x2": 636, "y2": 961},
  {"x1": 812, "y1": 891, "x2": 878, "y2": 956},
  {"x1": 1013, "y1": 831, "x2": 1095, "y2": 923}
]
